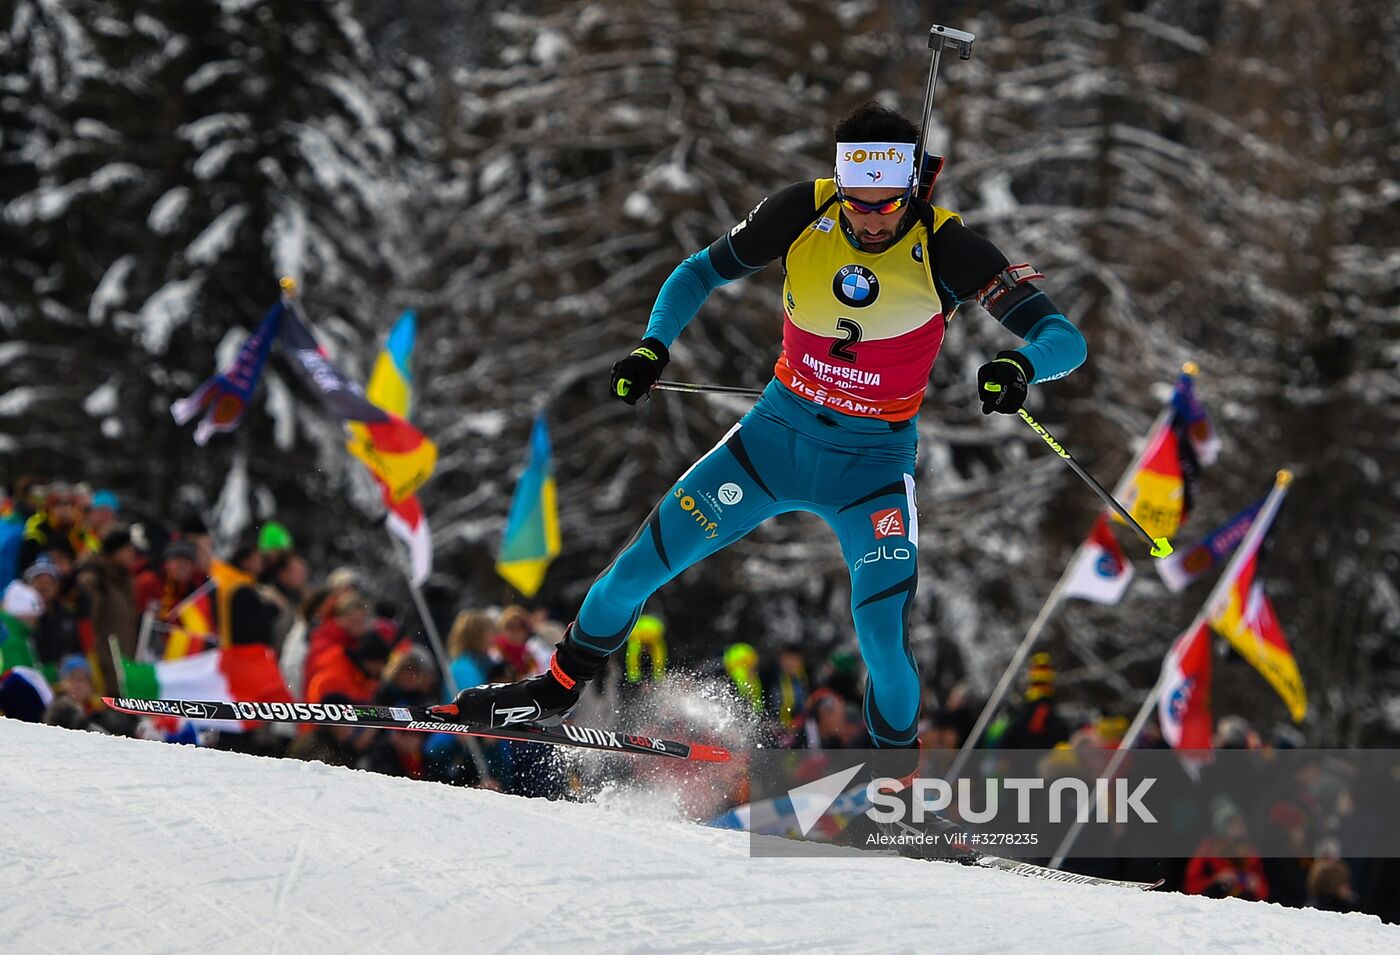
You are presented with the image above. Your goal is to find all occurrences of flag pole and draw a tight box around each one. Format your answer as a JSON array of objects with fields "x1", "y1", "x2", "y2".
[
  {"x1": 163, "y1": 577, "x2": 217, "y2": 623},
  {"x1": 134, "y1": 611, "x2": 157, "y2": 663},
  {"x1": 108, "y1": 636, "x2": 128, "y2": 697},
  {"x1": 1047, "y1": 468, "x2": 1293, "y2": 869},
  {"x1": 946, "y1": 384, "x2": 1182, "y2": 781},
  {"x1": 945, "y1": 572, "x2": 1071, "y2": 782},
  {"x1": 1045, "y1": 664, "x2": 1169, "y2": 869},
  {"x1": 382, "y1": 526, "x2": 495, "y2": 785}
]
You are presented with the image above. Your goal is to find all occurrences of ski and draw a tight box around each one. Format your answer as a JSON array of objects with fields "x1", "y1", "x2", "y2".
[
  {"x1": 965, "y1": 854, "x2": 1163, "y2": 891},
  {"x1": 101, "y1": 697, "x2": 732, "y2": 763},
  {"x1": 883, "y1": 818, "x2": 1161, "y2": 890},
  {"x1": 716, "y1": 786, "x2": 1162, "y2": 891},
  {"x1": 877, "y1": 819, "x2": 1162, "y2": 890}
]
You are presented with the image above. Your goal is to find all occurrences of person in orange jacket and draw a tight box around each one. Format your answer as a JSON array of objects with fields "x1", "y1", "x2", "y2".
[{"x1": 307, "y1": 628, "x2": 391, "y2": 705}]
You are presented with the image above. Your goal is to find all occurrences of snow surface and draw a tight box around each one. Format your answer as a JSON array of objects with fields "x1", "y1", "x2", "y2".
[{"x1": 3, "y1": 720, "x2": 1396, "y2": 955}]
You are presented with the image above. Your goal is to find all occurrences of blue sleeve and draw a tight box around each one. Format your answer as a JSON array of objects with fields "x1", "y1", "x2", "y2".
[
  {"x1": 1013, "y1": 314, "x2": 1087, "y2": 384},
  {"x1": 643, "y1": 248, "x2": 737, "y2": 347}
]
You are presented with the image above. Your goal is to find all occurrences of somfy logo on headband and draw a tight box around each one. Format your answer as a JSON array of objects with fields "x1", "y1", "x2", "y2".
[
  {"x1": 841, "y1": 147, "x2": 909, "y2": 164},
  {"x1": 835, "y1": 142, "x2": 915, "y2": 190}
]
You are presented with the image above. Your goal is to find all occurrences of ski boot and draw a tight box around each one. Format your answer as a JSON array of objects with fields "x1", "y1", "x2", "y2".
[
  {"x1": 834, "y1": 743, "x2": 975, "y2": 861},
  {"x1": 441, "y1": 627, "x2": 607, "y2": 727}
]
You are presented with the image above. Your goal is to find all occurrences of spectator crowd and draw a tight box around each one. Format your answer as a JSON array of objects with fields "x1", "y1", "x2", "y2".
[
  {"x1": 0, "y1": 475, "x2": 572, "y2": 796},
  {"x1": 2, "y1": 475, "x2": 1396, "y2": 922}
]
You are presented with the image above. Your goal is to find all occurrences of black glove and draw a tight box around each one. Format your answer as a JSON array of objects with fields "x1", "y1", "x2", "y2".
[
  {"x1": 610, "y1": 338, "x2": 669, "y2": 405},
  {"x1": 976, "y1": 350, "x2": 1034, "y2": 415}
]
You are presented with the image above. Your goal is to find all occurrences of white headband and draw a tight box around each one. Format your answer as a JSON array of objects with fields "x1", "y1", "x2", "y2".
[{"x1": 834, "y1": 142, "x2": 915, "y2": 189}]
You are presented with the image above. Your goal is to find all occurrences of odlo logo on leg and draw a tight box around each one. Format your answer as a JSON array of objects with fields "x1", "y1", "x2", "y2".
[
  {"x1": 674, "y1": 486, "x2": 720, "y2": 539},
  {"x1": 854, "y1": 545, "x2": 912, "y2": 572}
]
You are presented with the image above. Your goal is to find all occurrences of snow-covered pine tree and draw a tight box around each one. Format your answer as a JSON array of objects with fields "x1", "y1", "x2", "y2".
[{"x1": 1, "y1": 0, "x2": 434, "y2": 565}]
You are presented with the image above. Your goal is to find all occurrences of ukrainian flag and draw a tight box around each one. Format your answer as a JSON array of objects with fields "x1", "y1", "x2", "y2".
[
  {"x1": 496, "y1": 412, "x2": 561, "y2": 597},
  {"x1": 363, "y1": 311, "x2": 416, "y2": 417}
]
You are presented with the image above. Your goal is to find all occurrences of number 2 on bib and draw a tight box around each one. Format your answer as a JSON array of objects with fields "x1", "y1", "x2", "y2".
[{"x1": 830, "y1": 318, "x2": 862, "y2": 362}]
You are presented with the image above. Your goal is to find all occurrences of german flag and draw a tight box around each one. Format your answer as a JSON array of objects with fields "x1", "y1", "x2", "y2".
[
  {"x1": 1207, "y1": 474, "x2": 1305, "y2": 722},
  {"x1": 278, "y1": 302, "x2": 437, "y2": 504}
]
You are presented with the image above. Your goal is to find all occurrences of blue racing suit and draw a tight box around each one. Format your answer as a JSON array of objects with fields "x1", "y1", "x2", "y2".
[{"x1": 572, "y1": 180, "x2": 1086, "y2": 747}]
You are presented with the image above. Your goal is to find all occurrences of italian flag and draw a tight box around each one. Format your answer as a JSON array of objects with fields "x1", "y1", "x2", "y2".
[{"x1": 120, "y1": 645, "x2": 292, "y2": 732}]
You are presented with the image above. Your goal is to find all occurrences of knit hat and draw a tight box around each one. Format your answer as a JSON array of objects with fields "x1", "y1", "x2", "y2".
[
  {"x1": 22, "y1": 558, "x2": 61, "y2": 585},
  {"x1": 626, "y1": 615, "x2": 668, "y2": 684},
  {"x1": 353, "y1": 630, "x2": 392, "y2": 664},
  {"x1": 723, "y1": 642, "x2": 758, "y2": 674},
  {"x1": 1211, "y1": 796, "x2": 1244, "y2": 837},
  {"x1": 101, "y1": 528, "x2": 133, "y2": 554},
  {"x1": 1096, "y1": 715, "x2": 1129, "y2": 744},
  {"x1": 326, "y1": 567, "x2": 361, "y2": 591},
  {"x1": 1215, "y1": 715, "x2": 1254, "y2": 749},
  {"x1": 1025, "y1": 652, "x2": 1056, "y2": 702},
  {"x1": 393, "y1": 644, "x2": 434, "y2": 675},
  {"x1": 258, "y1": 521, "x2": 293, "y2": 552},
  {"x1": 0, "y1": 666, "x2": 53, "y2": 722},
  {"x1": 2, "y1": 581, "x2": 44, "y2": 619},
  {"x1": 59, "y1": 653, "x2": 91, "y2": 679},
  {"x1": 91, "y1": 490, "x2": 120, "y2": 512},
  {"x1": 163, "y1": 539, "x2": 198, "y2": 562}
]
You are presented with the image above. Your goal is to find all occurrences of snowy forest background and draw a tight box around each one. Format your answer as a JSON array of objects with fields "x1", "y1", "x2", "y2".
[{"x1": 2, "y1": 0, "x2": 1397, "y2": 745}]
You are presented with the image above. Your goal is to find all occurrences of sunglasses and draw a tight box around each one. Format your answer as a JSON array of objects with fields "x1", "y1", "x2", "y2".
[{"x1": 836, "y1": 187, "x2": 911, "y2": 216}]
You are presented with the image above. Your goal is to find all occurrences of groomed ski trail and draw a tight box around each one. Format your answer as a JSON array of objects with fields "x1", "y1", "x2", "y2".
[{"x1": 2, "y1": 720, "x2": 1395, "y2": 954}]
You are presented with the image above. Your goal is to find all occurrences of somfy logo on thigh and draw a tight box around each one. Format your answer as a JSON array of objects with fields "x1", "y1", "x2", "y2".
[{"x1": 718, "y1": 483, "x2": 743, "y2": 505}]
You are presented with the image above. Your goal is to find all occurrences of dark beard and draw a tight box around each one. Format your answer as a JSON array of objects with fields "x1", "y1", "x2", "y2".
[
  {"x1": 841, "y1": 209, "x2": 909, "y2": 254},
  {"x1": 857, "y1": 235, "x2": 896, "y2": 253}
]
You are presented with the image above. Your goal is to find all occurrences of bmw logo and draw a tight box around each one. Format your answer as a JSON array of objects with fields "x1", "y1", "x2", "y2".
[
  {"x1": 911, "y1": 242, "x2": 923, "y2": 263},
  {"x1": 832, "y1": 265, "x2": 879, "y2": 308}
]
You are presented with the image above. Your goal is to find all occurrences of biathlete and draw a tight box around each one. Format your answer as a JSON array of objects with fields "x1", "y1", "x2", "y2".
[{"x1": 449, "y1": 102, "x2": 1087, "y2": 766}]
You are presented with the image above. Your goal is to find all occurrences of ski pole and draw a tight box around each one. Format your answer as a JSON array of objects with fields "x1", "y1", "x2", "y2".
[
  {"x1": 1016, "y1": 407, "x2": 1174, "y2": 559},
  {"x1": 651, "y1": 380, "x2": 763, "y2": 399},
  {"x1": 914, "y1": 24, "x2": 975, "y2": 197}
]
